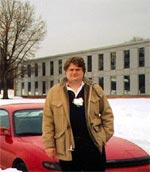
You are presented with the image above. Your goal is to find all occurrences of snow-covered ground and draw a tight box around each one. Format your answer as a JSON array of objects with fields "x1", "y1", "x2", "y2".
[
  {"x1": 109, "y1": 98, "x2": 150, "y2": 155},
  {"x1": 0, "y1": 168, "x2": 22, "y2": 172},
  {"x1": 0, "y1": 91, "x2": 150, "y2": 155}
]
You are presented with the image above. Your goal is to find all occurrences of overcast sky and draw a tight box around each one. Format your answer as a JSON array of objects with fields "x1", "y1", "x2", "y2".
[{"x1": 27, "y1": 0, "x2": 150, "y2": 57}]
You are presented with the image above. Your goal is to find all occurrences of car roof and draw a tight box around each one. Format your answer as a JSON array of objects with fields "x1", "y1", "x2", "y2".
[{"x1": 0, "y1": 103, "x2": 44, "y2": 111}]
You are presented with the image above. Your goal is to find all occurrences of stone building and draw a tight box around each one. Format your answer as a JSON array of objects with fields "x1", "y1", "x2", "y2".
[{"x1": 15, "y1": 38, "x2": 150, "y2": 96}]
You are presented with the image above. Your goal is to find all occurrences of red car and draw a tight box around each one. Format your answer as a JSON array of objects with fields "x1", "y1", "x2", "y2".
[{"x1": 0, "y1": 103, "x2": 150, "y2": 172}]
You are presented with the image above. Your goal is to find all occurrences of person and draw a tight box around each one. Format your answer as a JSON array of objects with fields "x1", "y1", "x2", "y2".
[{"x1": 42, "y1": 56, "x2": 114, "y2": 172}]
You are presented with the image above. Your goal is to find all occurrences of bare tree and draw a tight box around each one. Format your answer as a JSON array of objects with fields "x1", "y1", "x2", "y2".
[{"x1": 0, "y1": 0, "x2": 46, "y2": 99}]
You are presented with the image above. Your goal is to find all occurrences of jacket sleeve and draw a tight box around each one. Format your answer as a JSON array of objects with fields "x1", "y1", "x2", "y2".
[
  {"x1": 42, "y1": 89, "x2": 55, "y2": 149},
  {"x1": 94, "y1": 84, "x2": 114, "y2": 142}
]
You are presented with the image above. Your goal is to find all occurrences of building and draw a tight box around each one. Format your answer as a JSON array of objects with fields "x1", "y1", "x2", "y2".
[{"x1": 15, "y1": 38, "x2": 150, "y2": 97}]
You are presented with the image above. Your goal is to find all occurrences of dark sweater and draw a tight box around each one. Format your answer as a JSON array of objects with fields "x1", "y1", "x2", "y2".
[{"x1": 68, "y1": 87, "x2": 92, "y2": 143}]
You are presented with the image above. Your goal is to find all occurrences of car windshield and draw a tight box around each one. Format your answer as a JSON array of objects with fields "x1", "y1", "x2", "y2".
[{"x1": 14, "y1": 109, "x2": 43, "y2": 136}]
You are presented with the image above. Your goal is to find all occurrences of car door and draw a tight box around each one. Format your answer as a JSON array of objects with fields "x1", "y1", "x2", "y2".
[{"x1": 0, "y1": 109, "x2": 11, "y2": 169}]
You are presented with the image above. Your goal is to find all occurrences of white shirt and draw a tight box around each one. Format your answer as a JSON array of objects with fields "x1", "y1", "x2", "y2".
[{"x1": 66, "y1": 81, "x2": 84, "y2": 98}]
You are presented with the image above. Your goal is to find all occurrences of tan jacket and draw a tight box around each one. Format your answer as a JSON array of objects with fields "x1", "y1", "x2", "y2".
[{"x1": 42, "y1": 77, "x2": 114, "y2": 161}]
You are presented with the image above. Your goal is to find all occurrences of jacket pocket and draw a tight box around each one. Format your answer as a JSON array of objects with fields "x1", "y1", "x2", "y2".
[
  {"x1": 51, "y1": 102, "x2": 68, "y2": 132},
  {"x1": 94, "y1": 127, "x2": 106, "y2": 144},
  {"x1": 89, "y1": 97, "x2": 101, "y2": 116},
  {"x1": 54, "y1": 130, "x2": 65, "y2": 155},
  {"x1": 51, "y1": 102, "x2": 64, "y2": 116},
  {"x1": 91, "y1": 118, "x2": 102, "y2": 132},
  {"x1": 91, "y1": 118, "x2": 106, "y2": 144}
]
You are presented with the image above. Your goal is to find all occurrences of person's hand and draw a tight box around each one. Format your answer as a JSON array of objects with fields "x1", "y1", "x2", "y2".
[{"x1": 45, "y1": 148, "x2": 57, "y2": 160}]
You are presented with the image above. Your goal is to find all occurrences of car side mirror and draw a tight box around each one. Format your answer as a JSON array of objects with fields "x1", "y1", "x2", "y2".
[{"x1": 0, "y1": 127, "x2": 11, "y2": 137}]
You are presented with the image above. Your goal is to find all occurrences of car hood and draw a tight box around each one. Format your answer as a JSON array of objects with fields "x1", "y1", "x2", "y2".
[
  {"x1": 106, "y1": 136, "x2": 148, "y2": 160},
  {"x1": 17, "y1": 136, "x2": 148, "y2": 160},
  {"x1": 17, "y1": 136, "x2": 45, "y2": 150}
]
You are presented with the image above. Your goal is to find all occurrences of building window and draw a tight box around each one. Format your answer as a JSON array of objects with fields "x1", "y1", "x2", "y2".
[
  {"x1": 50, "y1": 61, "x2": 54, "y2": 75},
  {"x1": 42, "y1": 81, "x2": 46, "y2": 94},
  {"x1": 111, "y1": 76, "x2": 116, "y2": 94},
  {"x1": 21, "y1": 65, "x2": 25, "y2": 78},
  {"x1": 98, "y1": 54, "x2": 103, "y2": 71},
  {"x1": 124, "y1": 50, "x2": 130, "y2": 68},
  {"x1": 110, "y1": 52, "x2": 116, "y2": 70},
  {"x1": 139, "y1": 74, "x2": 145, "y2": 94},
  {"x1": 35, "y1": 81, "x2": 38, "y2": 95},
  {"x1": 88, "y1": 77, "x2": 92, "y2": 81},
  {"x1": 28, "y1": 82, "x2": 31, "y2": 95},
  {"x1": 124, "y1": 75, "x2": 130, "y2": 94},
  {"x1": 21, "y1": 82, "x2": 24, "y2": 95},
  {"x1": 35, "y1": 63, "x2": 38, "y2": 77},
  {"x1": 27, "y1": 64, "x2": 31, "y2": 77},
  {"x1": 42, "y1": 62, "x2": 46, "y2": 76},
  {"x1": 99, "y1": 77, "x2": 104, "y2": 89},
  {"x1": 50, "y1": 80, "x2": 54, "y2": 88},
  {"x1": 87, "y1": 55, "x2": 92, "y2": 72},
  {"x1": 139, "y1": 47, "x2": 145, "y2": 67},
  {"x1": 58, "y1": 59, "x2": 62, "y2": 74}
]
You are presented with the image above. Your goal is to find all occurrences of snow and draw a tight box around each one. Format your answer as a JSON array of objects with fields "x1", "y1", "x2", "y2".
[
  {"x1": 109, "y1": 98, "x2": 150, "y2": 155},
  {"x1": 0, "y1": 91, "x2": 150, "y2": 156},
  {"x1": 0, "y1": 168, "x2": 22, "y2": 172}
]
